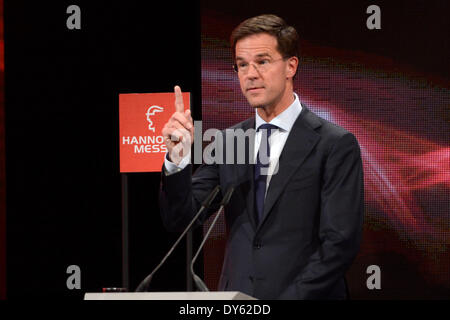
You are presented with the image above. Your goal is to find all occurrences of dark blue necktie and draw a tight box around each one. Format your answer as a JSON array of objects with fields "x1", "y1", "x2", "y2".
[{"x1": 254, "y1": 123, "x2": 278, "y2": 225}]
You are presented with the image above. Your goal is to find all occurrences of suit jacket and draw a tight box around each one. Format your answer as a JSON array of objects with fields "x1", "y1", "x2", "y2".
[{"x1": 159, "y1": 106, "x2": 364, "y2": 299}]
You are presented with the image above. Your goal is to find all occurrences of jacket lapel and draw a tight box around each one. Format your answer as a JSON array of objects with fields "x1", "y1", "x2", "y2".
[
  {"x1": 257, "y1": 107, "x2": 322, "y2": 231},
  {"x1": 229, "y1": 117, "x2": 258, "y2": 230},
  {"x1": 243, "y1": 118, "x2": 257, "y2": 230}
]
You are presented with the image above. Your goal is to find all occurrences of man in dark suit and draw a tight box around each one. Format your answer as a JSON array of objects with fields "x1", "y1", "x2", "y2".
[{"x1": 160, "y1": 14, "x2": 364, "y2": 299}]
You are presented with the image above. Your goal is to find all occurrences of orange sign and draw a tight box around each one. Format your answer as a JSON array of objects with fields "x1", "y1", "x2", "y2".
[{"x1": 119, "y1": 92, "x2": 190, "y2": 172}]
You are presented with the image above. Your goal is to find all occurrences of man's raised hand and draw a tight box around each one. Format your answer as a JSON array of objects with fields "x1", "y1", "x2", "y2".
[{"x1": 162, "y1": 85, "x2": 194, "y2": 165}]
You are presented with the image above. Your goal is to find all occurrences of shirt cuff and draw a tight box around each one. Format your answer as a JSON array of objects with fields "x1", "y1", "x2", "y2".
[{"x1": 164, "y1": 152, "x2": 191, "y2": 176}]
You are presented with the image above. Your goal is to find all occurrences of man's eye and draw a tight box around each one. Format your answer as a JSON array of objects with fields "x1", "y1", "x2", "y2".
[
  {"x1": 238, "y1": 62, "x2": 248, "y2": 68},
  {"x1": 257, "y1": 59, "x2": 269, "y2": 65}
]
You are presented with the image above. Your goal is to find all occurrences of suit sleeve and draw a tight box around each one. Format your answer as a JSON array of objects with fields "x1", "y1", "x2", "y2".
[
  {"x1": 295, "y1": 132, "x2": 364, "y2": 299},
  {"x1": 159, "y1": 162, "x2": 222, "y2": 233}
]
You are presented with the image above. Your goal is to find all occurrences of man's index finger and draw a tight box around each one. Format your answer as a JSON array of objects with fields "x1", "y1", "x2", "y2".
[{"x1": 174, "y1": 85, "x2": 184, "y2": 112}]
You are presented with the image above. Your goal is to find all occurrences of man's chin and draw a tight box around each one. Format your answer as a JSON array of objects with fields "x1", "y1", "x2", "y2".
[
  {"x1": 246, "y1": 97, "x2": 266, "y2": 109},
  {"x1": 248, "y1": 102, "x2": 265, "y2": 109}
]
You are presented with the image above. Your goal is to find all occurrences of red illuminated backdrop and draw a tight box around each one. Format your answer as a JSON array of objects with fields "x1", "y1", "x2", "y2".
[
  {"x1": 0, "y1": 0, "x2": 6, "y2": 301},
  {"x1": 200, "y1": 6, "x2": 449, "y2": 299}
]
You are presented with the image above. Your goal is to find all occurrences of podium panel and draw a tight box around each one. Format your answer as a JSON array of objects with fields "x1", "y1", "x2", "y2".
[{"x1": 84, "y1": 291, "x2": 257, "y2": 300}]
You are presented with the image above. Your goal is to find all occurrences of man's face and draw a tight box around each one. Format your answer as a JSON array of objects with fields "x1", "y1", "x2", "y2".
[{"x1": 235, "y1": 33, "x2": 295, "y2": 109}]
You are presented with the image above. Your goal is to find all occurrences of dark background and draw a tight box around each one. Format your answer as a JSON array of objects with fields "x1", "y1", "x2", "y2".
[
  {"x1": 2, "y1": 0, "x2": 449, "y2": 299},
  {"x1": 202, "y1": 0, "x2": 449, "y2": 79},
  {"x1": 4, "y1": 0, "x2": 201, "y2": 298}
]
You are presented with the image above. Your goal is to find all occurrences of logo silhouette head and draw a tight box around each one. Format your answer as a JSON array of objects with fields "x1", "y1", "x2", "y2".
[{"x1": 146, "y1": 105, "x2": 164, "y2": 132}]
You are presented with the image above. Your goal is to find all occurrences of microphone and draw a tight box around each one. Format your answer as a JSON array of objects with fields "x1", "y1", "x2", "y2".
[
  {"x1": 191, "y1": 186, "x2": 235, "y2": 292},
  {"x1": 135, "y1": 185, "x2": 221, "y2": 292}
]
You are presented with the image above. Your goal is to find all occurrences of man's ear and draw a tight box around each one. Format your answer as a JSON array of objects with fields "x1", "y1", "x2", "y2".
[{"x1": 286, "y1": 56, "x2": 299, "y2": 79}]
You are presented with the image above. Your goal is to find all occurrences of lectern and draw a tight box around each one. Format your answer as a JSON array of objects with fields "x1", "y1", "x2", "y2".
[{"x1": 84, "y1": 291, "x2": 257, "y2": 300}]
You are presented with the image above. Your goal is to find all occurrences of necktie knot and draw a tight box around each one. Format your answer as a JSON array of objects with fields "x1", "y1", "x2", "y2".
[
  {"x1": 256, "y1": 123, "x2": 278, "y2": 167},
  {"x1": 257, "y1": 123, "x2": 279, "y2": 138}
]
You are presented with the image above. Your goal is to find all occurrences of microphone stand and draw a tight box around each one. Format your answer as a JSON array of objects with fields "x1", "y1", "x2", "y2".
[
  {"x1": 190, "y1": 186, "x2": 235, "y2": 291},
  {"x1": 135, "y1": 185, "x2": 221, "y2": 292}
]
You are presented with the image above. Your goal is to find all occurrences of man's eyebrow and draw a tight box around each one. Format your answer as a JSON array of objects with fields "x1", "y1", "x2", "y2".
[
  {"x1": 235, "y1": 53, "x2": 272, "y2": 61},
  {"x1": 255, "y1": 53, "x2": 272, "y2": 58}
]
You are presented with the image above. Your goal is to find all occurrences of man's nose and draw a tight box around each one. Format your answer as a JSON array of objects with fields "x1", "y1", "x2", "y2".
[{"x1": 246, "y1": 62, "x2": 260, "y2": 79}]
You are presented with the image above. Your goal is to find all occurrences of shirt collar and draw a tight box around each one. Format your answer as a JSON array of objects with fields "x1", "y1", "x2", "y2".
[{"x1": 255, "y1": 92, "x2": 303, "y2": 133}]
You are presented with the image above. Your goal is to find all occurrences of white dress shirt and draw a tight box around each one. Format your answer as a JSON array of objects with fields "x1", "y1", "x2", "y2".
[{"x1": 254, "y1": 93, "x2": 302, "y2": 194}]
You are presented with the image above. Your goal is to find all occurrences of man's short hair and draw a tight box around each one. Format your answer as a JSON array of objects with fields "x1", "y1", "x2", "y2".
[{"x1": 230, "y1": 14, "x2": 299, "y2": 61}]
